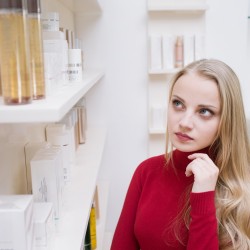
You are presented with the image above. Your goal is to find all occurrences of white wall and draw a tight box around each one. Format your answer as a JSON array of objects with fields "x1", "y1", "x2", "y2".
[
  {"x1": 77, "y1": 0, "x2": 250, "y2": 235},
  {"x1": 76, "y1": 0, "x2": 149, "y2": 232}
]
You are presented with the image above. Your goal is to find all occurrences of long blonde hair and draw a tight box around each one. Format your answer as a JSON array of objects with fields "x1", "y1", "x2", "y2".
[{"x1": 165, "y1": 59, "x2": 250, "y2": 249}]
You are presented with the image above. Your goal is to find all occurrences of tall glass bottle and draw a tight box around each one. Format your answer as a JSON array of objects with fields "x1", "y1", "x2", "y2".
[
  {"x1": 0, "y1": 0, "x2": 32, "y2": 105},
  {"x1": 27, "y1": 0, "x2": 45, "y2": 100}
]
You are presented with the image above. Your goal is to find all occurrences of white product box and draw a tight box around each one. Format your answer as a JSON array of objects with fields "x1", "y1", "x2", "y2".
[
  {"x1": 43, "y1": 31, "x2": 65, "y2": 40},
  {"x1": 194, "y1": 34, "x2": 206, "y2": 60},
  {"x1": 33, "y1": 202, "x2": 55, "y2": 250},
  {"x1": 68, "y1": 48, "x2": 83, "y2": 82},
  {"x1": 25, "y1": 142, "x2": 51, "y2": 194},
  {"x1": 184, "y1": 34, "x2": 195, "y2": 66},
  {"x1": 162, "y1": 34, "x2": 175, "y2": 70},
  {"x1": 31, "y1": 148, "x2": 63, "y2": 220},
  {"x1": 149, "y1": 34, "x2": 162, "y2": 71},
  {"x1": 46, "y1": 126, "x2": 72, "y2": 184},
  {"x1": 43, "y1": 39, "x2": 69, "y2": 94},
  {"x1": 0, "y1": 142, "x2": 28, "y2": 194},
  {"x1": 150, "y1": 105, "x2": 166, "y2": 130},
  {"x1": 0, "y1": 195, "x2": 34, "y2": 250}
]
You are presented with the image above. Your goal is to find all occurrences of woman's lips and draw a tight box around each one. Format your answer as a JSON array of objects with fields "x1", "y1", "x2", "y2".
[{"x1": 175, "y1": 132, "x2": 194, "y2": 141}]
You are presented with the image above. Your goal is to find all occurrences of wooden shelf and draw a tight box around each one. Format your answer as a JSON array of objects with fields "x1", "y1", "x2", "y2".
[
  {"x1": 0, "y1": 69, "x2": 104, "y2": 123},
  {"x1": 148, "y1": 3, "x2": 208, "y2": 12},
  {"x1": 54, "y1": 128, "x2": 107, "y2": 250}
]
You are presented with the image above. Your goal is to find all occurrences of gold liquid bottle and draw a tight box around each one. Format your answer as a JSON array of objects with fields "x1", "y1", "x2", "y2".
[
  {"x1": 90, "y1": 203, "x2": 97, "y2": 249},
  {"x1": 27, "y1": 0, "x2": 45, "y2": 100},
  {"x1": 0, "y1": 0, "x2": 32, "y2": 105}
]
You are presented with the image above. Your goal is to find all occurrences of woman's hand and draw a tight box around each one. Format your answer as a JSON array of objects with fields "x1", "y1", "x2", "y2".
[{"x1": 185, "y1": 153, "x2": 219, "y2": 193}]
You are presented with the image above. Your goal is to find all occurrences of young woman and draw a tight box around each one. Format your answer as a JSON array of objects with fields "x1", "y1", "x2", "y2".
[{"x1": 110, "y1": 59, "x2": 250, "y2": 250}]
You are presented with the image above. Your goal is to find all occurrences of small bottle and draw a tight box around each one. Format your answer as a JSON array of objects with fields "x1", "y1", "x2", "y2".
[
  {"x1": 175, "y1": 35, "x2": 184, "y2": 69},
  {"x1": 27, "y1": 0, "x2": 46, "y2": 100},
  {"x1": 0, "y1": 0, "x2": 32, "y2": 105},
  {"x1": 90, "y1": 203, "x2": 97, "y2": 249}
]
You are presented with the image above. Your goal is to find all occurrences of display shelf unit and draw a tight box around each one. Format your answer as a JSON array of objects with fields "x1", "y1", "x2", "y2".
[
  {"x1": 147, "y1": 0, "x2": 207, "y2": 156},
  {"x1": 149, "y1": 128, "x2": 165, "y2": 135},
  {"x1": 149, "y1": 68, "x2": 180, "y2": 75},
  {"x1": 96, "y1": 181, "x2": 109, "y2": 250},
  {"x1": 54, "y1": 128, "x2": 106, "y2": 250},
  {"x1": 0, "y1": 69, "x2": 104, "y2": 123},
  {"x1": 58, "y1": 0, "x2": 102, "y2": 13},
  {"x1": 148, "y1": 3, "x2": 208, "y2": 12}
]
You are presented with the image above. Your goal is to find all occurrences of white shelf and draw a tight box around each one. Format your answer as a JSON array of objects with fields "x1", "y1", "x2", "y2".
[
  {"x1": 149, "y1": 128, "x2": 165, "y2": 135},
  {"x1": 54, "y1": 128, "x2": 106, "y2": 250},
  {"x1": 148, "y1": 3, "x2": 208, "y2": 12},
  {"x1": 0, "y1": 69, "x2": 104, "y2": 123},
  {"x1": 96, "y1": 181, "x2": 109, "y2": 250},
  {"x1": 58, "y1": 0, "x2": 102, "y2": 13},
  {"x1": 149, "y1": 68, "x2": 180, "y2": 75}
]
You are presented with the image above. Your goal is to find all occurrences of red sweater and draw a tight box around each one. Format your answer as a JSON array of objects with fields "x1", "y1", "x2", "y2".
[{"x1": 111, "y1": 149, "x2": 219, "y2": 250}]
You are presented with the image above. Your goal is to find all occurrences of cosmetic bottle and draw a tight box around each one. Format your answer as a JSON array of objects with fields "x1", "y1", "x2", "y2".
[
  {"x1": 41, "y1": 12, "x2": 59, "y2": 32},
  {"x1": 0, "y1": 0, "x2": 32, "y2": 105},
  {"x1": 174, "y1": 35, "x2": 184, "y2": 68},
  {"x1": 90, "y1": 203, "x2": 97, "y2": 249},
  {"x1": 27, "y1": 0, "x2": 46, "y2": 100}
]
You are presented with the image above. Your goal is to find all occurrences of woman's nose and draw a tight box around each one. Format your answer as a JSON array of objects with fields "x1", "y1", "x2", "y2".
[{"x1": 179, "y1": 112, "x2": 194, "y2": 130}]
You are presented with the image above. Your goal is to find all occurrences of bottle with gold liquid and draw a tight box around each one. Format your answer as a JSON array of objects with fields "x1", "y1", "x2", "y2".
[
  {"x1": 0, "y1": 0, "x2": 32, "y2": 105},
  {"x1": 90, "y1": 203, "x2": 97, "y2": 250},
  {"x1": 27, "y1": 0, "x2": 45, "y2": 100}
]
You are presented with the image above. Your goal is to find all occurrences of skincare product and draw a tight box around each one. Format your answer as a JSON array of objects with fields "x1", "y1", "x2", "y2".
[
  {"x1": 0, "y1": 0, "x2": 32, "y2": 105},
  {"x1": 183, "y1": 34, "x2": 195, "y2": 66},
  {"x1": 24, "y1": 141, "x2": 51, "y2": 194},
  {"x1": 31, "y1": 147, "x2": 64, "y2": 219},
  {"x1": 162, "y1": 34, "x2": 174, "y2": 70},
  {"x1": 149, "y1": 34, "x2": 162, "y2": 71},
  {"x1": 76, "y1": 98, "x2": 87, "y2": 144},
  {"x1": 41, "y1": 12, "x2": 59, "y2": 31},
  {"x1": 68, "y1": 48, "x2": 83, "y2": 82},
  {"x1": 27, "y1": 0, "x2": 46, "y2": 100},
  {"x1": 0, "y1": 195, "x2": 34, "y2": 250},
  {"x1": 174, "y1": 35, "x2": 184, "y2": 68},
  {"x1": 194, "y1": 34, "x2": 206, "y2": 60},
  {"x1": 33, "y1": 202, "x2": 55, "y2": 250}
]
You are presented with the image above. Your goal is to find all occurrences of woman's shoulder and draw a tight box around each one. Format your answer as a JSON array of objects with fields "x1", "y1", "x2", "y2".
[{"x1": 136, "y1": 154, "x2": 166, "y2": 173}]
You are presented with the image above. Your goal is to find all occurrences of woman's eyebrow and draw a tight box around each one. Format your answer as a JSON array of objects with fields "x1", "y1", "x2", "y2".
[{"x1": 172, "y1": 95, "x2": 219, "y2": 110}]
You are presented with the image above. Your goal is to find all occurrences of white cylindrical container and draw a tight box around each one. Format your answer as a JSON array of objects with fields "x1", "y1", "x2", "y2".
[
  {"x1": 41, "y1": 12, "x2": 59, "y2": 31},
  {"x1": 68, "y1": 49, "x2": 83, "y2": 82}
]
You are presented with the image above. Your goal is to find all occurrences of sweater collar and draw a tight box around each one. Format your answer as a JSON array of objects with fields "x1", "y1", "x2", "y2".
[{"x1": 172, "y1": 147, "x2": 211, "y2": 171}]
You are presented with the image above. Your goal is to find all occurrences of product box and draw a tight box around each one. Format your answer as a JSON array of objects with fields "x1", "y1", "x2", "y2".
[
  {"x1": 0, "y1": 141, "x2": 28, "y2": 194},
  {"x1": 0, "y1": 195, "x2": 34, "y2": 250},
  {"x1": 43, "y1": 39, "x2": 69, "y2": 94},
  {"x1": 25, "y1": 142, "x2": 51, "y2": 194},
  {"x1": 33, "y1": 202, "x2": 55, "y2": 250},
  {"x1": 31, "y1": 147, "x2": 63, "y2": 220}
]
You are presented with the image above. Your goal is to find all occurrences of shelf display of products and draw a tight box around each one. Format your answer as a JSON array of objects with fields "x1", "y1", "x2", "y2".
[
  {"x1": 0, "y1": 0, "x2": 108, "y2": 249},
  {"x1": 147, "y1": 0, "x2": 208, "y2": 155}
]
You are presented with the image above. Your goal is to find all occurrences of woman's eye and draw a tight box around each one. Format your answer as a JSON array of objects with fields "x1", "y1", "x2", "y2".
[
  {"x1": 172, "y1": 100, "x2": 182, "y2": 108},
  {"x1": 199, "y1": 108, "x2": 214, "y2": 116}
]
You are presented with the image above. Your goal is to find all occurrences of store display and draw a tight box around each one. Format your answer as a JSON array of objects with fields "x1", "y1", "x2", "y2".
[
  {"x1": 0, "y1": 0, "x2": 32, "y2": 105},
  {"x1": 27, "y1": 0, "x2": 46, "y2": 100}
]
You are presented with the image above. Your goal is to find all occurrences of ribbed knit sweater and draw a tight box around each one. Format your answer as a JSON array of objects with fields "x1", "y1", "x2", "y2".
[{"x1": 111, "y1": 148, "x2": 219, "y2": 250}]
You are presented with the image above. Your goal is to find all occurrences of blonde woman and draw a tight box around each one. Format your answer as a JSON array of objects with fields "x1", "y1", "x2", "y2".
[{"x1": 111, "y1": 59, "x2": 250, "y2": 250}]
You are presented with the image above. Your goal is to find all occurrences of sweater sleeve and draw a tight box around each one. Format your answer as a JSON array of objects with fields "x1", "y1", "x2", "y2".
[
  {"x1": 110, "y1": 165, "x2": 143, "y2": 250},
  {"x1": 187, "y1": 191, "x2": 219, "y2": 250}
]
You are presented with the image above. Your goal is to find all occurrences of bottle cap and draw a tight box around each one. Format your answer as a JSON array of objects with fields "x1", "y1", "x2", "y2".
[
  {"x1": 0, "y1": 0, "x2": 23, "y2": 9},
  {"x1": 27, "y1": 0, "x2": 41, "y2": 14}
]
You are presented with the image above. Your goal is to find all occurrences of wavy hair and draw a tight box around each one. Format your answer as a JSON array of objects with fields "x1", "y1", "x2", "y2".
[{"x1": 165, "y1": 59, "x2": 250, "y2": 249}]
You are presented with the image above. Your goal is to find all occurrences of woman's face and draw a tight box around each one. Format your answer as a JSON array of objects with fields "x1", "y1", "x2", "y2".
[{"x1": 168, "y1": 73, "x2": 221, "y2": 152}]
